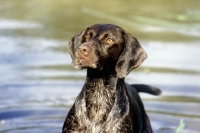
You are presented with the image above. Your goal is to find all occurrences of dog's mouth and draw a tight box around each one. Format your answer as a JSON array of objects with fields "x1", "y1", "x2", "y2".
[
  {"x1": 79, "y1": 57, "x2": 97, "y2": 68},
  {"x1": 73, "y1": 55, "x2": 98, "y2": 69}
]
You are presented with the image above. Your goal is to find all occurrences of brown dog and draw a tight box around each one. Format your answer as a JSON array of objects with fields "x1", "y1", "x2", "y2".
[{"x1": 63, "y1": 24, "x2": 161, "y2": 133}]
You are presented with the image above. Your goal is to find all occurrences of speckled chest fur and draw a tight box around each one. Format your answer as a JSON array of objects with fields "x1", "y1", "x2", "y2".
[{"x1": 63, "y1": 77, "x2": 138, "y2": 133}]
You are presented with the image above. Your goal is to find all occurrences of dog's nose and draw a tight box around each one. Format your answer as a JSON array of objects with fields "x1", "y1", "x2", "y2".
[{"x1": 78, "y1": 43, "x2": 92, "y2": 55}]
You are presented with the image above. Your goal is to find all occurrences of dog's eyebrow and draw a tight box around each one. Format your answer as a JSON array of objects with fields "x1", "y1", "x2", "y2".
[
  {"x1": 103, "y1": 33, "x2": 108, "y2": 38},
  {"x1": 85, "y1": 30, "x2": 93, "y2": 35},
  {"x1": 100, "y1": 32, "x2": 116, "y2": 40}
]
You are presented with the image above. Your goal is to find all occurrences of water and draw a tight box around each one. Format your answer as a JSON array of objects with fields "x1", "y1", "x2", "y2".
[{"x1": 0, "y1": 0, "x2": 200, "y2": 132}]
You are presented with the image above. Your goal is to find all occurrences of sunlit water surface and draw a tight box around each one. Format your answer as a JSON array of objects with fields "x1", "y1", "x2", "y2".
[{"x1": 0, "y1": 0, "x2": 200, "y2": 133}]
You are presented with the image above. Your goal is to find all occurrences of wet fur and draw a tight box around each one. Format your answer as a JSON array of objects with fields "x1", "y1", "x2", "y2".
[{"x1": 63, "y1": 24, "x2": 161, "y2": 133}]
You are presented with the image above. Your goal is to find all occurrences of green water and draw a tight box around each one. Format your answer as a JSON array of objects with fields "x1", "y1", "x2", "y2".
[
  {"x1": 1, "y1": 0, "x2": 200, "y2": 132},
  {"x1": 1, "y1": 0, "x2": 200, "y2": 42}
]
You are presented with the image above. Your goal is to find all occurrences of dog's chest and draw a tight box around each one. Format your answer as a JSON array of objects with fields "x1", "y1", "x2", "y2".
[
  {"x1": 85, "y1": 82, "x2": 116, "y2": 123},
  {"x1": 73, "y1": 80, "x2": 133, "y2": 132}
]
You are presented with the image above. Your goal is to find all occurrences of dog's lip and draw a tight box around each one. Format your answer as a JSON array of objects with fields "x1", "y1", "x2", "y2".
[
  {"x1": 90, "y1": 62, "x2": 97, "y2": 68},
  {"x1": 76, "y1": 58, "x2": 97, "y2": 69},
  {"x1": 75, "y1": 53, "x2": 98, "y2": 69},
  {"x1": 79, "y1": 57, "x2": 88, "y2": 62},
  {"x1": 81, "y1": 60, "x2": 97, "y2": 68},
  {"x1": 74, "y1": 65, "x2": 82, "y2": 69},
  {"x1": 77, "y1": 55, "x2": 88, "y2": 61}
]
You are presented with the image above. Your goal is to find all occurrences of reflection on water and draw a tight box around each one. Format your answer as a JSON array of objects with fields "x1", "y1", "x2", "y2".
[{"x1": 0, "y1": 0, "x2": 200, "y2": 132}]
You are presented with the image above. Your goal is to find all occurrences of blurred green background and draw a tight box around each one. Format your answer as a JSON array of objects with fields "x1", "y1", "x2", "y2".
[
  {"x1": 0, "y1": 0, "x2": 200, "y2": 133},
  {"x1": 1, "y1": 0, "x2": 200, "y2": 41}
]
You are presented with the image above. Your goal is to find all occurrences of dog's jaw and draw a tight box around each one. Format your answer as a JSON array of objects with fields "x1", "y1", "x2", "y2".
[{"x1": 73, "y1": 57, "x2": 98, "y2": 70}]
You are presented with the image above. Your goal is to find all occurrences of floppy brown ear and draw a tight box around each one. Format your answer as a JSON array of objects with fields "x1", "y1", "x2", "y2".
[
  {"x1": 68, "y1": 29, "x2": 86, "y2": 69},
  {"x1": 115, "y1": 33, "x2": 147, "y2": 78}
]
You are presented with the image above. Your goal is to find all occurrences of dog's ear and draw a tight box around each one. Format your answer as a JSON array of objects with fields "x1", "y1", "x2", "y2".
[
  {"x1": 115, "y1": 33, "x2": 147, "y2": 78},
  {"x1": 68, "y1": 29, "x2": 86, "y2": 69}
]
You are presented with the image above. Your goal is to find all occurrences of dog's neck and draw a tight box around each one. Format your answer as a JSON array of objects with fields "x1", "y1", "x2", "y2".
[
  {"x1": 86, "y1": 67, "x2": 117, "y2": 79},
  {"x1": 71, "y1": 68, "x2": 131, "y2": 132},
  {"x1": 83, "y1": 68, "x2": 128, "y2": 123},
  {"x1": 85, "y1": 67, "x2": 125, "y2": 92}
]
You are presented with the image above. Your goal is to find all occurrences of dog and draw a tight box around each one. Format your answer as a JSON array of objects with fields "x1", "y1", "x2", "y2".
[{"x1": 63, "y1": 24, "x2": 161, "y2": 133}]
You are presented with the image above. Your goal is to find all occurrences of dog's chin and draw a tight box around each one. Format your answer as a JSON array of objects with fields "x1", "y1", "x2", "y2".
[
  {"x1": 73, "y1": 58, "x2": 97, "y2": 70},
  {"x1": 82, "y1": 64, "x2": 97, "y2": 69},
  {"x1": 73, "y1": 64, "x2": 83, "y2": 70}
]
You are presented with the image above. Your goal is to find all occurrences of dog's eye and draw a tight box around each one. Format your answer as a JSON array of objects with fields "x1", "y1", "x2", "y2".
[
  {"x1": 106, "y1": 38, "x2": 113, "y2": 44},
  {"x1": 85, "y1": 34, "x2": 91, "y2": 40}
]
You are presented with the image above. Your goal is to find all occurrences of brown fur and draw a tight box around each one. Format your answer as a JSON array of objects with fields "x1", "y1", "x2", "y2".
[{"x1": 63, "y1": 24, "x2": 161, "y2": 133}]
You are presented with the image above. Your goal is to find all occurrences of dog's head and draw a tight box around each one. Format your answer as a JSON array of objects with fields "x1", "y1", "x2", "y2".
[{"x1": 68, "y1": 24, "x2": 147, "y2": 78}]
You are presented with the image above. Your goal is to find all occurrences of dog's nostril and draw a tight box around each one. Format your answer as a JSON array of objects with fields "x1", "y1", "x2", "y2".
[
  {"x1": 83, "y1": 48, "x2": 87, "y2": 52},
  {"x1": 78, "y1": 44, "x2": 91, "y2": 55}
]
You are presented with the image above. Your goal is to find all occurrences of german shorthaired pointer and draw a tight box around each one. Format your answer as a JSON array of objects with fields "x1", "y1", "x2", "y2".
[{"x1": 63, "y1": 24, "x2": 161, "y2": 133}]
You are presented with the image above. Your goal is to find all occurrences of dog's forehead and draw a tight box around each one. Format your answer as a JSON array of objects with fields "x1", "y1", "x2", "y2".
[{"x1": 87, "y1": 24, "x2": 124, "y2": 34}]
